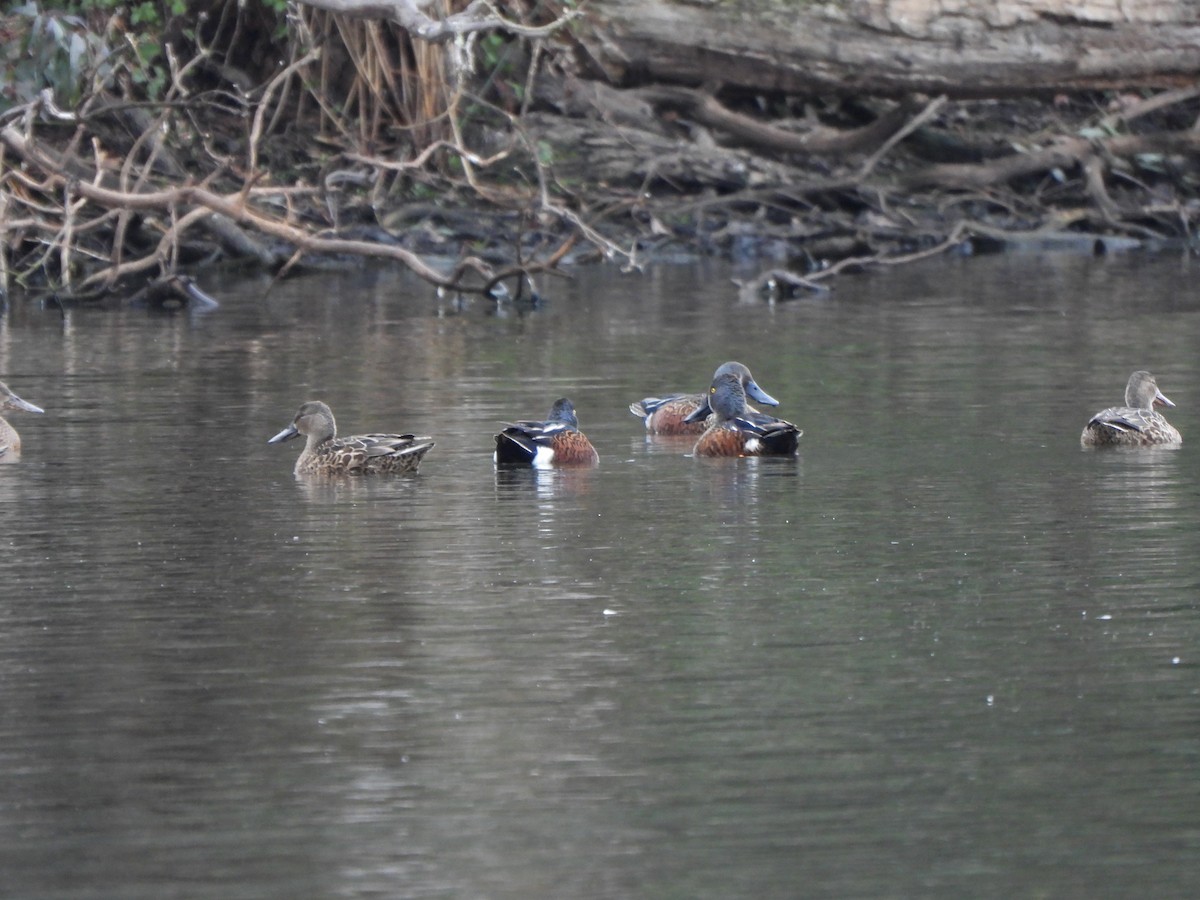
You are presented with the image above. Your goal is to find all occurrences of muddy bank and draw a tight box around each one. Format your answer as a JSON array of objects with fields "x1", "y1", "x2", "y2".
[{"x1": 3, "y1": 53, "x2": 1199, "y2": 308}]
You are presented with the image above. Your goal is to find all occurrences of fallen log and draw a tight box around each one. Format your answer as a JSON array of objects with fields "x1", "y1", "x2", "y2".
[{"x1": 579, "y1": 0, "x2": 1200, "y2": 97}]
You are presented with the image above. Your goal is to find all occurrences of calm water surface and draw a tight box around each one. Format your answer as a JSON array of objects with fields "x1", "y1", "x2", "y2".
[{"x1": 1, "y1": 253, "x2": 1199, "y2": 898}]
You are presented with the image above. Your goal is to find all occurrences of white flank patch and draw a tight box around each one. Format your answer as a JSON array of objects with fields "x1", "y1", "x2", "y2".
[
  {"x1": 532, "y1": 445, "x2": 557, "y2": 468},
  {"x1": 744, "y1": 437, "x2": 762, "y2": 453}
]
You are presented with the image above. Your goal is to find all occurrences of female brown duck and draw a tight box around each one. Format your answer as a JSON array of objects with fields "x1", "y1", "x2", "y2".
[
  {"x1": 0, "y1": 381, "x2": 44, "y2": 460},
  {"x1": 269, "y1": 401, "x2": 435, "y2": 474},
  {"x1": 1081, "y1": 370, "x2": 1182, "y2": 447}
]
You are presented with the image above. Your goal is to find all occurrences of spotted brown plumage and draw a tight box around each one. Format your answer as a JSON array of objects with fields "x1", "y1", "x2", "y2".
[
  {"x1": 0, "y1": 381, "x2": 44, "y2": 460},
  {"x1": 268, "y1": 401, "x2": 434, "y2": 475},
  {"x1": 1081, "y1": 370, "x2": 1182, "y2": 447}
]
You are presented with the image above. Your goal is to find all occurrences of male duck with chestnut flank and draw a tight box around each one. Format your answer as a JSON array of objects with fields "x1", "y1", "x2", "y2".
[
  {"x1": 690, "y1": 369, "x2": 801, "y2": 457},
  {"x1": 269, "y1": 401, "x2": 435, "y2": 474},
  {"x1": 494, "y1": 398, "x2": 599, "y2": 467},
  {"x1": 1081, "y1": 370, "x2": 1182, "y2": 447},
  {"x1": 0, "y1": 381, "x2": 44, "y2": 460},
  {"x1": 629, "y1": 361, "x2": 779, "y2": 435}
]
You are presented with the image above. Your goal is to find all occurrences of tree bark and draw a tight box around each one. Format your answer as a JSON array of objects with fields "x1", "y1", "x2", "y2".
[{"x1": 578, "y1": 0, "x2": 1200, "y2": 97}]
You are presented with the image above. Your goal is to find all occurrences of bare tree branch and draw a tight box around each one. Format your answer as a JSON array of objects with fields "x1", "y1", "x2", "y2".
[
  {"x1": 0, "y1": 122, "x2": 508, "y2": 293},
  {"x1": 296, "y1": 0, "x2": 579, "y2": 43}
]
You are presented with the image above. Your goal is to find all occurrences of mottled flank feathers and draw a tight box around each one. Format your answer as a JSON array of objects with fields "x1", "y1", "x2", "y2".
[
  {"x1": 1081, "y1": 370, "x2": 1181, "y2": 447},
  {"x1": 0, "y1": 380, "x2": 44, "y2": 460},
  {"x1": 269, "y1": 400, "x2": 434, "y2": 475}
]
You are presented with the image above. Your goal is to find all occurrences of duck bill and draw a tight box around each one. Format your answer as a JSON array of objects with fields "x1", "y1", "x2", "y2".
[
  {"x1": 1154, "y1": 389, "x2": 1175, "y2": 409},
  {"x1": 744, "y1": 380, "x2": 779, "y2": 407},
  {"x1": 10, "y1": 395, "x2": 44, "y2": 414},
  {"x1": 268, "y1": 424, "x2": 300, "y2": 444}
]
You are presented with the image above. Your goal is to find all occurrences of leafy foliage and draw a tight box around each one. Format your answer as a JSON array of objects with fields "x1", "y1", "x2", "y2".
[
  {"x1": 1, "y1": 4, "x2": 110, "y2": 110},
  {"x1": 0, "y1": 1, "x2": 198, "y2": 111}
]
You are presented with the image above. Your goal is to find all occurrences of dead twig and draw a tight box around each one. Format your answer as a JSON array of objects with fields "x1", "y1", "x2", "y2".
[
  {"x1": 248, "y1": 48, "x2": 323, "y2": 181},
  {"x1": 900, "y1": 130, "x2": 1200, "y2": 191},
  {"x1": 1, "y1": 121, "x2": 504, "y2": 293},
  {"x1": 631, "y1": 85, "x2": 926, "y2": 157},
  {"x1": 296, "y1": 0, "x2": 581, "y2": 44},
  {"x1": 807, "y1": 221, "x2": 971, "y2": 283},
  {"x1": 856, "y1": 95, "x2": 947, "y2": 179}
]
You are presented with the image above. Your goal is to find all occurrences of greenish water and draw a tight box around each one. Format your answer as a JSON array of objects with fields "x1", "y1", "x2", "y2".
[{"x1": 1, "y1": 252, "x2": 1198, "y2": 898}]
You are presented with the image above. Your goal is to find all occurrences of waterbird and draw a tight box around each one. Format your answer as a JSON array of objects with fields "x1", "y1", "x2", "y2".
[
  {"x1": 494, "y1": 397, "x2": 599, "y2": 467},
  {"x1": 628, "y1": 361, "x2": 779, "y2": 435},
  {"x1": 268, "y1": 401, "x2": 435, "y2": 474},
  {"x1": 0, "y1": 381, "x2": 44, "y2": 460},
  {"x1": 690, "y1": 369, "x2": 801, "y2": 457},
  {"x1": 1080, "y1": 370, "x2": 1181, "y2": 447}
]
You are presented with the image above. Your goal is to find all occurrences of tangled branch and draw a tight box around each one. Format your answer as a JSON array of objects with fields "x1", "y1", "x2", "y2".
[
  {"x1": 296, "y1": 0, "x2": 581, "y2": 42},
  {"x1": 0, "y1": 1, "x2": 596, "y2": 303}
]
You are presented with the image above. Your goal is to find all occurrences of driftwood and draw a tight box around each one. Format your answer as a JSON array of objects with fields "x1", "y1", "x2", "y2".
[
  {"x1": 628, "y1": 87, "x2": 935, "y2": 157},
  {"x1": 580, "y1": 0, "x2": 1200, "y2": 97},
  {"x1": 0, "y1": 108, "x2": 507, "y2": 297},
  {"x1": 6, "y1": 75, "x2": 1198, "y2": 302},
  {"x1": 525, "y1": 75, "x2": 1200, "y2": 265},
  {"x1": 902, "y1": 131, "x2": 1200, "y2": 192},
  {"x1": 2, "y1": 1, "x2": 1200, "y2": 305}
]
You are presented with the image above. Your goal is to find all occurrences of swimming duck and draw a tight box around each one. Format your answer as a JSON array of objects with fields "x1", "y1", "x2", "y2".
[
  {"x1": 629, "y1": 361, "x2": 779, "y2": 435},
  {"x1": 690, "y1": 370, "x2": 801, "y2": 457},
  {"x1": 268, "y1": 401, "x2": 435, "y2": 474},
  {"x1": 0, "y1": 381, "x2": 44, "y2": 459},
  {"x1": 1081, "y1": 370, "x2": 1182, "y2": 447},
  {"x1": 494, "y1": 398, "x2": 599, "y2": 467}
]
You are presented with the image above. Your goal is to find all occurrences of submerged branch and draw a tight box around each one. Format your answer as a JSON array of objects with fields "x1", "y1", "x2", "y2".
[{"x1": 900, "y1": 131, "x2": 1200, "y2": 192}]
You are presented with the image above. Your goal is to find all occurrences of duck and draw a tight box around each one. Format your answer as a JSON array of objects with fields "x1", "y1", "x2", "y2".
[
  {"x1": 268, "y1": 401, "x2": 435, "y2": 474},
  {"x1": 0, "y1": 381, "x2": 44, "y2": 459},
  {"x1": 1081, "y1": 370, "x2": 1182, "y2": 447},
  {"x1": 691, "y1": 369, "x2": 801, "y2": 457},
  {"x1": 628, "y1": 361, "x2": 779, "y2": 434},
  {"x1": 494, "y1": 398, "x2": 599, "y2": 467}
]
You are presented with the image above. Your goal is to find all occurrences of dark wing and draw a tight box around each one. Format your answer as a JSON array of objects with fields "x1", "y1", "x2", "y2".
[
  {"x1": 1087, "y1": 407, "x2": 1148, "y2": 435},
  {"x1": 630, "y1": 394, "x2": 689, "y2": 416}
]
